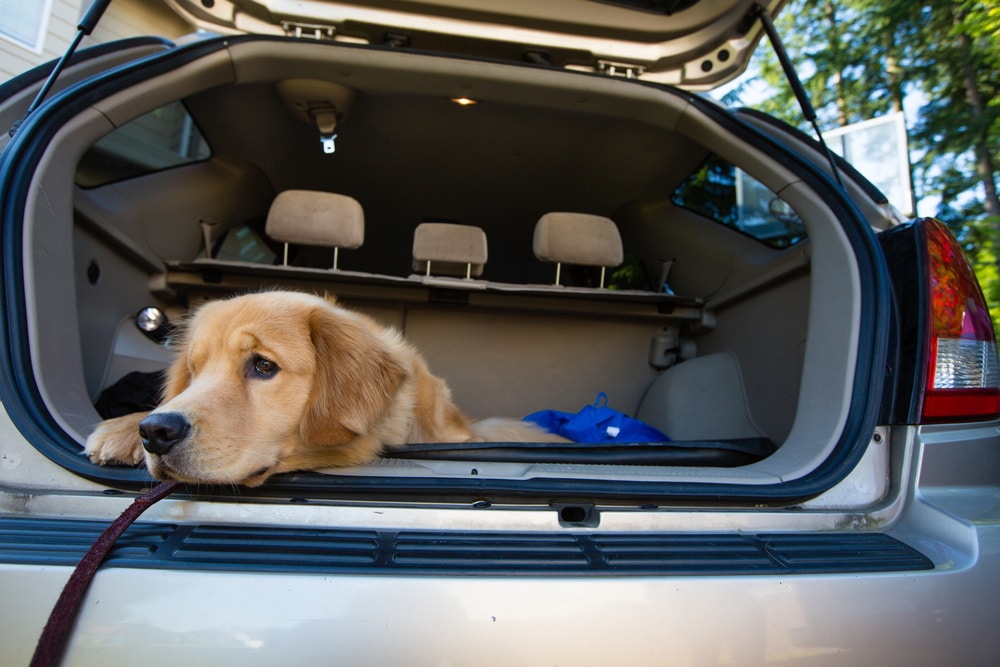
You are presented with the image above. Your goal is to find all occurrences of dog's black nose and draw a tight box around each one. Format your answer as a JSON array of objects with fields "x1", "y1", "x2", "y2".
[{"x1": 139, "y1": 412, "x2": 190, "y2": 455}]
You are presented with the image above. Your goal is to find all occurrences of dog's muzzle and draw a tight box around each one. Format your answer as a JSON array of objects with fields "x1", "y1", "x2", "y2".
[{"x1": 139, "y1": 412, "x2": 191, "y2": 456}]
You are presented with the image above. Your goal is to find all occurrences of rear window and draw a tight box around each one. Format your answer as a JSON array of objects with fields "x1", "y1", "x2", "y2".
[
  {"x1": 75, "y1": 101, "x2": 210, "y2": 188},
  {"x1": 673, "y1": 153, "x2": 806, "y2": 248}
]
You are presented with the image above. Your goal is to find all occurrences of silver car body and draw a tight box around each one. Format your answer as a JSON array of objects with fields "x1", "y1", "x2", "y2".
[{"x1": 1, "y1": 1, "x2": 998, "y2": 664}]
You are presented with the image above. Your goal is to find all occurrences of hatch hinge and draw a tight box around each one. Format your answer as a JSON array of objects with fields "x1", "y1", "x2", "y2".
[
  {"x1": 281, "y1": 21, "x2": 337, "y2": 40},
  {"x1": 597, "y1": 60, "x2": 645, "y2": 79}
]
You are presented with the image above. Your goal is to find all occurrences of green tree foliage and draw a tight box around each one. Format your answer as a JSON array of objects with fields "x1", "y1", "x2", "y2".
[{"x1": 739, "y1": 0, "x2": 1000, "y2": 330}]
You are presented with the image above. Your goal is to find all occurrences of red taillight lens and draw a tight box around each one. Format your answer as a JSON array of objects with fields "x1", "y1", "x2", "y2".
[{"x1": 921, "y1": 218, "x2": 1000, "y2": 422}]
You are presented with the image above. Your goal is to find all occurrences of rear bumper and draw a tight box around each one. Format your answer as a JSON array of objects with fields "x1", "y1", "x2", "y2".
[
  {"x1": 2, "y1": 488, "x2": 998, "y2": 666},
  {"x1": 2, "y1": 518, "x2": 997, "y2": 667},
  {"x1": 1, "y1": 412, "x2": 997, "y2": 665}
]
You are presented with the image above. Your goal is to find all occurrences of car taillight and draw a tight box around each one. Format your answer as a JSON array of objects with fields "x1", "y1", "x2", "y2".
[{"x1": 921, "y1": 218, "x2": 1000, "y2": 422}]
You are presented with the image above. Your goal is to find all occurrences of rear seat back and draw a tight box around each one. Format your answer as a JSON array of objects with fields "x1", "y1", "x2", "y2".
[
  {"x1": 265, "y1": 189, "x2": 364, "y2": 269},
  {"x1": 533, "y1": 212, "x2": 623, "y2": 288},
  {"x1": 412, "y1": 222, "x2": 488, "y2": 279}
]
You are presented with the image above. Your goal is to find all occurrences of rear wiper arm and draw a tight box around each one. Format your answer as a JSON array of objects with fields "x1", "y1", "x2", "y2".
[
  {"x1": 754, "y1": 2, "x2": 846, "y2": 189},
  {"x1": 9, "y1": 0, "x2": 112, "y2": 138}
]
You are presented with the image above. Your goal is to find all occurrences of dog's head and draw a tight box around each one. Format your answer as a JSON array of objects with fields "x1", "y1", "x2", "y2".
[{"x1": 140, "y1": 292, "x2": 406, "y2": 486}]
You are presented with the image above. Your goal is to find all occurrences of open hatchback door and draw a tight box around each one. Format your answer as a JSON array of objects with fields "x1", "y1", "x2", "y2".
[{"x1": 163, "y1": 0, "x2": 785, "y2": 88}]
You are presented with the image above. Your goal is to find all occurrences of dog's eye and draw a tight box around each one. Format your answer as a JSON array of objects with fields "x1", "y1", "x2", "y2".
[{"x1": 251, "y1": 355, "x2": 279, "y2": 379}]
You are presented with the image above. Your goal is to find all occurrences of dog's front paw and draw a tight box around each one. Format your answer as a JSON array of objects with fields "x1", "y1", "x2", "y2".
[{"x1": 84, "y1": 412, "x2": 149, "y2": 466}]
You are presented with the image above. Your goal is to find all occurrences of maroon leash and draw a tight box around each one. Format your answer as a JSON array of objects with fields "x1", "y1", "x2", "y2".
[{"x1": 30, "y1": 480, "x2": 181, "y2": 667}]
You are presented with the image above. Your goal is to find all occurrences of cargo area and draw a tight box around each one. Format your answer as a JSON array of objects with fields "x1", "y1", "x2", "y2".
[{"x1": 16, "y1": 37, "x2": 867, "y2": 488}]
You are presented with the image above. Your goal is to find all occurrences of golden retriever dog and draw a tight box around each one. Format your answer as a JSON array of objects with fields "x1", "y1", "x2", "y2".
[{"x1": 85, "y1": 290, "x2": 556, "y2": 486}]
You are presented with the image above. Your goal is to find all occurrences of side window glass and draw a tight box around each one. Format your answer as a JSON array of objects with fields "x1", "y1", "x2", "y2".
[
  {"x1": 75, "y1": 101, "x2": 211, "y2": 187},
  {"x1": 672, "y1": 153, "x2": 806, "y2": 248}
]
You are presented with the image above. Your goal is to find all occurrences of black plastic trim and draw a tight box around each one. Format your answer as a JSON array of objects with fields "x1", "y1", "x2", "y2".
[
  {"x1": 878, "y1": 221, "x2": 929, "y2": 424},
  {"x1": 0, "y1": 517, "x2": 933, "y2": 576},
  {"x1": 390, "y1": 438, "x2": 774, "y2": 466}
]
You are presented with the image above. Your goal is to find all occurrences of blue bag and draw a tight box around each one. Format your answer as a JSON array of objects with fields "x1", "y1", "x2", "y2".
[{"x1": 524, "y1": 393, "x2": 669, "y2": 444}]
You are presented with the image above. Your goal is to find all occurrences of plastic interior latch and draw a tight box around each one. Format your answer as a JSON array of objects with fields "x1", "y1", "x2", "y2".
[{"x1": 311, "y1": 108, "x2": 338, "y2": 154}]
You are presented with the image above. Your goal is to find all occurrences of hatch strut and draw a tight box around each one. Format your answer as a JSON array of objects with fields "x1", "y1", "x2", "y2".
[
  {"x1": 9, "y1": 0, "x2": 112, "y2": 138},
  {"x1": 754, "y1": 3, "x2": 845, "y2": 189}
]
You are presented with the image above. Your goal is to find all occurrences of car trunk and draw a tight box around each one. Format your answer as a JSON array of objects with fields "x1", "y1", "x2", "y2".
[{"x1": 3, "y1": 34, "x2": 885, "y2": 501}]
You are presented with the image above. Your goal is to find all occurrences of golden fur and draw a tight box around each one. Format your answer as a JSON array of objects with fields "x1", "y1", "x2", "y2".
[{"x1": 85, "y1": 291, "x2": 556, "y2": 486}]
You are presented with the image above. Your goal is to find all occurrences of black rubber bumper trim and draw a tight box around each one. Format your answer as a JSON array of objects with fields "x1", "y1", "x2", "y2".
[{"x1": 0, "y1": 517, "x2": 933, "y2": 577}]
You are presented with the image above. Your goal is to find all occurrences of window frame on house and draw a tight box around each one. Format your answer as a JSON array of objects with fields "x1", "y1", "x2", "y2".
[{"x1": 0, "y1": 0, "x2": 55, "y2": 54}]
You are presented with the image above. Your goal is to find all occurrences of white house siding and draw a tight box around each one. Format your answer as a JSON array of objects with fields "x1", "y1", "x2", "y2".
[
  {"x1": 0, "y1": 0, "x2": 83, "y2": 82},
  {"x1": 89, "y1": 0, "x2": 191, "y2": 44},
  {"x1": 0, "y1": 0, "x2": 192, "y2": 82}
]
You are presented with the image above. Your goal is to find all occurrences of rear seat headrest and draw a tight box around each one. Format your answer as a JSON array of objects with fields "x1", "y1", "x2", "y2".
[
  {"x1": 412, "y1": 222, "x2": 488, "y2": 279},
  {"x1": 533, "y1": 212, "x2": 623, "y2": 287},
  {"x1": 265, "y1": 190, "x2": 364, "y2": 268}
]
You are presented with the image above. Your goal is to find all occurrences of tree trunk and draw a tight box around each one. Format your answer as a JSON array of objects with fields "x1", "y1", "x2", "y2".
[
  {"x1": 956, "y1": 32, "x2": 1000, "y2": 218},
  {"x1": 884, "y1": 38, "x2": 916, "y2": 214},
  {"x1": 952, "y1": 5, "x2": 1000, "y2": 271},
  {"x1": 824, "y1": 1, "x2": 849, "y2": 126}
]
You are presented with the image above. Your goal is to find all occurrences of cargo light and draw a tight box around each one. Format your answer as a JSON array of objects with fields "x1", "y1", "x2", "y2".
[{"x1": 921, "y1": 218, "x2": 1000, "y2": 422}]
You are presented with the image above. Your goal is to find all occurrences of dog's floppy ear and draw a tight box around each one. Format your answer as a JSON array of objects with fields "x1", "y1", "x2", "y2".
[
  {"x1": 157, "y1": 301, "x2": 213, "y2": 404},
  {"x1": 302, "y1": 304, "x2": 407, "y2": 444}
]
